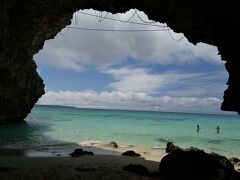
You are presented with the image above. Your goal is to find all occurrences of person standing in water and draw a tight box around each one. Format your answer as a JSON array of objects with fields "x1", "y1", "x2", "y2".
[
  {"x1": 216, "y1": 126, "x2": 220, "y2": 134},
  {"x1": 196, "y1": 125, "x2": 200, "y2": 132}
]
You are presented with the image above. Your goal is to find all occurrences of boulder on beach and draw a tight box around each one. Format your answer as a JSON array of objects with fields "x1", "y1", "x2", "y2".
[
  {"x1": 69, "y1": 149, "x2": 94, "y2": 157},
  {"x1": 122, "y1": 164, "x2": 149, "y2": 175},
  {"x1": 107, "y1": 141, "x2": 118, "y2": 148},
  {"x1": 158, "y1": 147, "x2": 240, "y2": 180},
  {"x1": 229, "y1": 157, "x2": 240, "y2": 165},
  {"x1": 122, "y1": 150, "x2": 141, "y2": 157},
  {"x1": 166, "y1": 142, "x2": 182, "y2": 153}
]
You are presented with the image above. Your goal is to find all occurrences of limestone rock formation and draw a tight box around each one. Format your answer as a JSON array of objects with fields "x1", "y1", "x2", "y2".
[
  {"x1": 0, "y1": 60, "x2": 44, "y2": 123},
  {"x1": 166, "y1": 142, "x2": 181, "y2": 153},
  {"x1": 1, "y1": 0, "x2": 240, "y2": 123},
  {"x1": 159, "y1": 148, "x2": 240, "y2": 180},
  {"x1": 69, "y1": 148, "x2": 94, "y2": 157},
  {"x1": 229, "y1": 157, "x2": 240, "y2": 166},
  {"x1": 107, "y1": 141, "x2": 118, "y2": 148},
  {"x1": 122, "y1": 150, "x2": 141, "y2": 157}
]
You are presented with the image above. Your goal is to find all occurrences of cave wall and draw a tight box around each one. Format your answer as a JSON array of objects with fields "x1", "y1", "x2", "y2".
[{"x1": 0, "y1": 0, "x2": 239, "y2": 123}]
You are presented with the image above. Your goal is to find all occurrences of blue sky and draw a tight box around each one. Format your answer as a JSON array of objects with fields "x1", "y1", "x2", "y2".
[{"x1": 34, "y1": 9, "x2": 232, "y2": 114}]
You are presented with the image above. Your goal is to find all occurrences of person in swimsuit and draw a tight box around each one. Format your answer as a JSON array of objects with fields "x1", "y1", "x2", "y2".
[
  {"x1": 197, "y1": 125, "x2": 200, "y2": 132},
  {"x1": 216, "y1": 126, "x2": 220, "y2": 134}
]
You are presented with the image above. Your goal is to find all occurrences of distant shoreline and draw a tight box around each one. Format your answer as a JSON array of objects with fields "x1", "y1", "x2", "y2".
[{"x1": 35, "y1": 104, "x2": 238, "y2": 116}]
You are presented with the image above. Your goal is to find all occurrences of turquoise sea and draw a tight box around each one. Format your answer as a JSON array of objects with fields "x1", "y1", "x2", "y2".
[{"x1": 0, "y1": 105, "x2": 240, "y2": 158}]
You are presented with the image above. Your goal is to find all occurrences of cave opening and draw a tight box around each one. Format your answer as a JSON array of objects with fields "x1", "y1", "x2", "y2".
[
  {"x1": 1, "y1": 1, "x2": 240, "y2": 125},
  {"x1": 34, "y1": 9, "x2": 229, "y2": 115},
  {"x1": 1, "y1": 2, "x2": 240, "y2": 178},
  {"x1": 23, "y1": 9, "x2": 239, "y2": 157}
]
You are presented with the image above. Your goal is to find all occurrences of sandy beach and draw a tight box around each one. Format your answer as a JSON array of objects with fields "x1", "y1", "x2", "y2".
[
  {"x1": 81, "y1": 142, "x2": 240, "y2": 172},
  {"x1": 78, "y1": 140, "x2": 167, "y2": 162},
  {"x1": 0, "y1": 141, "x2": 164, "y2": 180},
  {"x1": 0, "y1": 142, "x2": 239, "y2": 180},
  {"x1": 0, "y1": 155, "x2": 160, "y2": 180}
]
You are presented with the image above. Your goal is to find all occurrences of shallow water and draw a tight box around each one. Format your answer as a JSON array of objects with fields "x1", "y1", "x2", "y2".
[{"x1": 0, "y1": 106, "x2": 239, "y2": 158}]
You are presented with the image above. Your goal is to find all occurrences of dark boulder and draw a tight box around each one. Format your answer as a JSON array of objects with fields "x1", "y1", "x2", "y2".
[
  {"x1": 229, "y1": 157, "x2": 240, "y2": 165},
  {"x1": 166, "y1": 142, "x2": 182, "y2": 153},
  {"x1": 158, "y1": 148, "x2": 240, "y2": 180},
  {"x1": 210, "y1": 152, "x2": 236, "y2": 173},
  {"x1": 107, "y1": 141, "x2": 118, "y2": 148},
  {"x1": 122, "y1": 150, "x2": 141, "y2": 157},
  {"x1": 69, "y1": 149, "x2": 94, "y2": 157},
  {"x1": 122, "y1": 164, "x2": 149, "y2": 175}
]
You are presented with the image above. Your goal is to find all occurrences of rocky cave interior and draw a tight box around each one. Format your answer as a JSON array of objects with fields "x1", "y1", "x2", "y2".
[{"x1": 0, "y1": 0, "x2": 240, "y2": 123}]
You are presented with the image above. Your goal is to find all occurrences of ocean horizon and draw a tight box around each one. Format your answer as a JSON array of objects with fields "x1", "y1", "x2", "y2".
[
  {"x1": 0, "y1": 105, "x2": 239, "y2": 158},
  {"x1": 35, "y1": 104, "x2": 238, "y2": 116}
]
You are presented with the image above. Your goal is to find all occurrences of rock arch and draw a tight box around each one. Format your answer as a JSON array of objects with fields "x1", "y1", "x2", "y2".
[{"x1": 0, "y1": 0, "x2": 239, "y2": 123}]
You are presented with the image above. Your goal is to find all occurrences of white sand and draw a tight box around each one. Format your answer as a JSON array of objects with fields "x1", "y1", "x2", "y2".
[
  {"x1": 79, "y1": 141, "x2": 240, "y2": 172},
  {"x1": 78, "y1": 141, "x2": 167, "y2": 162}
]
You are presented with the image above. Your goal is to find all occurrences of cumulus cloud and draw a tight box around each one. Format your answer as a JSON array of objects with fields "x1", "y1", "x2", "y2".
[
  {"x1": 101, "y1": 67, "x2": 202, "y2": 94},
  {"x1": 37, "y1": 90, "x2": 223, "y2": 113},
  {"x1": 34, "y1": 9, "x2": 222, "y2": 71}
]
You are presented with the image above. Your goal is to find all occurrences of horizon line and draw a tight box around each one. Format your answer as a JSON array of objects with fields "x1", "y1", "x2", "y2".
[{"x1": 35, "y1": 104, "x2": 238, "y2": 117}]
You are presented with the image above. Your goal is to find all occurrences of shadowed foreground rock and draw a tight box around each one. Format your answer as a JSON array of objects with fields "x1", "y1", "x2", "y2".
[
  {"x1": 158, "y1": 146, "x2": 240, "y2": 180},
  {"x1": 0, "y1": 60, "x2": 44, "y2": 123},
  {"x1": 69, "y1": 149, "x2": 94, "y2": 157},
  {"x1": 122, "y1": 150, "x2": 141, "y2": 157},
  {"x1": 107, "y1": 141, "x2": 118, "y2": 148},
  {"x1": 122, "y1": 164, "x2": 149, "y2": 175},
  {"x1": 229, "y1": 157, "x2": 240, "y2": 165},
  {"x1": 166, "y1": 142, "x2": 181, "y2": 153}
]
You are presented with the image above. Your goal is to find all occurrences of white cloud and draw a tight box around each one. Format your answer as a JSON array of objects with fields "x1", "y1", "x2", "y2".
[
  {"x1": 34, "y1": 9, "x2": 222, "y2": 71},
  {"x1": 35, "y1": 43, "x2": 84, "y2": 72},
  {"x1": 102, "y1": 67, "x2": 203, "y2": 94},
  {"x1": 37, "y1": 90, "x2": 224, "y2": 114}
]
